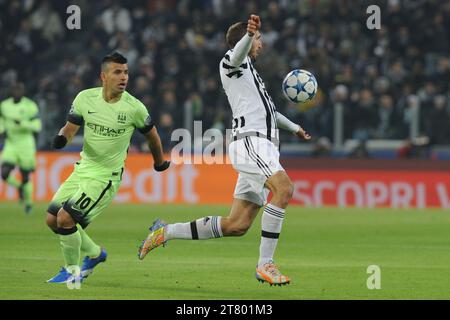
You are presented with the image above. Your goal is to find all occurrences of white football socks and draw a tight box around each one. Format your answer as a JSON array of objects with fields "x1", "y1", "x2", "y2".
[
  {"x1": 165, "y1": 216, "x2": 223, "y2": 240},
  {"x1": 258, "y1": 203, "x2": 285, "y2": 267},
  {"x1": 164, "y1": 222, "x2": 191, "y2": 240}
]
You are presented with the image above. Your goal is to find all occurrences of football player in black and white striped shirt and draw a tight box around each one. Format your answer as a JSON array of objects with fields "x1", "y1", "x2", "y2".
[{"x1": 138, "y1": 15, "x2": 310, "y2": 286}]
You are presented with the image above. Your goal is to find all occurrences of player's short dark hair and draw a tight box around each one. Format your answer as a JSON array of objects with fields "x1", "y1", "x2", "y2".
[
  {"x1": 101, "y1": 52, "x2": 127, "y2": 70},
  {"x1": 226, "y1": 22, "x2": 247, "y2": 48}
]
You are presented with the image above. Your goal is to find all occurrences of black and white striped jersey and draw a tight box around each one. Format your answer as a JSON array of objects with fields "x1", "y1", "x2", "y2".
[{"x1": 219, "y1": 50, "x2": 279, "y2": 142}]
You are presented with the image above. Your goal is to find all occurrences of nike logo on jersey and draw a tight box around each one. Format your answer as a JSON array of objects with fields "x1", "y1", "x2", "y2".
[{"x1": 88, "y1": 111, "x2": 97, "y2": 114}]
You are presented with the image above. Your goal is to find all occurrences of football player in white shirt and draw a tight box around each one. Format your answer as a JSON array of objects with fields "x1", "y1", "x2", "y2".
[{"x1": 138, "y1": 14, "x2": 310, "y2": 286}]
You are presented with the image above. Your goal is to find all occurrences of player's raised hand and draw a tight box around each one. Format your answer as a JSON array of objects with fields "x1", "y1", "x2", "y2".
[
  {"x1": 296, "y1": 128, "x2": 311, "y2": 141},
  {"x1": 247, "y1": 14, "x2": 261, "y2": 36}
]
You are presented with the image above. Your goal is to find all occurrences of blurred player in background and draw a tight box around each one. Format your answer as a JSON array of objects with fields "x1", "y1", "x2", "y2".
[
  {"x1": 138, "y1": 15, "x2": 310, "y2": 286},
  {"x1": 0, "y1": 82, "x2": 41, "y2": 214},
  {"x1": 45, "y1": 52, "x2": 170, "y2": 286}
]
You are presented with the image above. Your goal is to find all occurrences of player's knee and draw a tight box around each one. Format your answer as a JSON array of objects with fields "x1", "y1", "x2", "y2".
[
  {"x1": 285, "y1": 182, "x2": 294, "y2": 200},
  {"x1": 56, "y1": 210, "x2": 76, "y2": 228},
  {"x1": 46, "y1": 213, "x2": 58, "y2": 232},
  {"x1": 275, "y1": 182, "x2": 294, "y2": 206}
]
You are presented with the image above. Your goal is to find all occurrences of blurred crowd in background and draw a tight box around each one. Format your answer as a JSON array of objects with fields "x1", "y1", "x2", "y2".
[{"x1": 0, "y1": 0, "x2": 449, "y2": 154}]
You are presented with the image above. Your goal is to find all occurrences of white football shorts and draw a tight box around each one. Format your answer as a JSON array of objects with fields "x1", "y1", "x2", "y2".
[{"x1": 228, "y1": 135, "x2": 284, "y2": 206}]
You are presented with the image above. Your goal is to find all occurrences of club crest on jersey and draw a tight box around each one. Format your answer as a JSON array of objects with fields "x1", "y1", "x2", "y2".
[{"x1": 117, "y1": 112, "x2": 127, "y2": 124}]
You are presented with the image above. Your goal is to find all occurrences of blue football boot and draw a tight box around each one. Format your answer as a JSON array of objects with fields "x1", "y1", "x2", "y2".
[
  {"x1": 47, "y1": 267, "x2": 72, "y2": 283},
  {"x1": 47, "y1": 267, "x2": 82, "y2": 286},
  {"x1": 81, "y1": 248, "x2": 107, "y2": 279}
]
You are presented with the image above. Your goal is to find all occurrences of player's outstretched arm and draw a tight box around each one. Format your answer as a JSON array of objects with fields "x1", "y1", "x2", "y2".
[
  {"x1": 51, "y1": 122, "x2": 80, "y2": 149},
  {"x1": 275, "y1": 111, "x2": 311, "y2": 141},
  {"x1": 229, "y1": 14, "x2": 261, "y2": 67},
  {"x1": 144, "y1": 126, "x2": 170, "y2": 172}
]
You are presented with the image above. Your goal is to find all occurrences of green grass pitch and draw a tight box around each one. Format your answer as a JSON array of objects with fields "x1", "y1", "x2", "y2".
[{"x1": 1, "y1": 202, "x2": 449, "y2": 299}]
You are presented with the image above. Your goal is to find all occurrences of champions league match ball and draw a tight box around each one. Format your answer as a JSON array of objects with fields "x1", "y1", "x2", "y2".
[{"x1": 282, "y1": 69, "x2": 318, "y2": 103}]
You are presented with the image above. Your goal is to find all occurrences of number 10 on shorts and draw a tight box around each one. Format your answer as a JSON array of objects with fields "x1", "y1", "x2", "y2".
[{"x1": 75, "y1": 192, "x2": 92, "y2": 210}]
